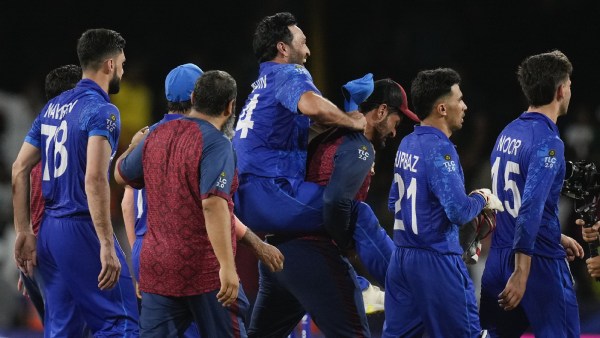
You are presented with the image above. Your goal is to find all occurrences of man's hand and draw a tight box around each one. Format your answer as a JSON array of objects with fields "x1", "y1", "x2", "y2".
[
  {"x1": 347, "y1": 111, "x2": 367, "y2": 132},
  {"x1": 98, "y1": 244, "x2": 121, "y2": 290},
  {"x1": 587, "y1": 256, "x2": 600, "y2": 278},
  {"x1": 14, "y1": 231, "x2": 37, "y2": 277},
  {"x1": 255, "y1": 242, "x2": 284, "y2": 272},
  {"x1": 498, "y1": 269, "x2": 527, "y2": 311},
  {"x1": 561, "y1": 234, "x2": 584, "y2": 261},
  {"x1": 498, "y1": 252, "x2": 530, "y2": 311},
  {"x1": 217, "y1": 265, "x2": 239, "y2": 307},
  {"x1": 578, "y1": 219, "x2": 600, "y2": 243},
  {"x1": 17, "y1": 275, "x2": 28, "y2": 297},
  {"x1": 471, "y1": 188, "x2": 504, "y2": 212},
  {"x1": 129, "y1": 126, "x2": 149, "y2": 149}
]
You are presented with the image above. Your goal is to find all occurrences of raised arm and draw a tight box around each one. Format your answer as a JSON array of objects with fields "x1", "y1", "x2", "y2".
[{"x1": 298, "y1": 91, "x2": 366, "y2": 131}]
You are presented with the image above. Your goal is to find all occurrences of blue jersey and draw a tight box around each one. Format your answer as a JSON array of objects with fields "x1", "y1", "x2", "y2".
[
  {"x1": 232, "y1": 62, "x2": 320, "y2": 179},
  {"x1": 25, "y1": 79, "x2": 120, "y2": 218},
  {"x1": 388, "y1": 126, "x2": 486, "y2": 254},
  {"x1": 132, "y1": 114, "x2": 183, "y2": 237},
  {"x1": 489, "y1": 112, "x2": 565, "y2": 258}
]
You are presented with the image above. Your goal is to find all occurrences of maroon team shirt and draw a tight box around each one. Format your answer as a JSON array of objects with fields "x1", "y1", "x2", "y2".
[
  {"x1": 30, "y1": 162, "x2": 44, "y2": 235},
  {"x1": 119, "y1": 117, "x2": 237, "y2": 297}
]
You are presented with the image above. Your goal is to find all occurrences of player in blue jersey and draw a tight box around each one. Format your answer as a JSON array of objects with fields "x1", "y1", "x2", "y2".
[
  {"x1": 17, "y1": 65, "x2": 86, "y2": 333},
  {"x1": 248, "y1": 77, "x2": 417, "y2": 337},
  {"x1": 384, "y1": 68, "x2": 504, "y2": 338},
  {"x1": 12, "y1": 28, "x2": 139, "y2": 336},
  {"x1": 480, "y1": 50, "x2": 583, "y2": 338},
  {"x1": 232, "y1": 12, "x2": 366, "y2": 234},
  {"x1": 116, "y1": 70, "x2": 250, "y2": 337}
]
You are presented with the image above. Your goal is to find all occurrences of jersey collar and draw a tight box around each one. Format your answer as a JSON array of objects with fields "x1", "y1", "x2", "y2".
[{"x1": 77, "y1": 79, "x2": 110, "y2": 102}]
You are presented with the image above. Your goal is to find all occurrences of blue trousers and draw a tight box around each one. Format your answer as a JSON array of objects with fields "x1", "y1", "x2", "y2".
[
  {"x1": 140, "y1": 288, "x2": 249, "y2": 338},
  {"x1": 383, "y1": 247, "x2": 481, "y2": 338},
  {"x1": 248, "y1": 236, "x2": 370, "y2": 337},
  {"x1": 234, "y1": 176, "x2": 394, "y2": 286},
  {"x1": 480, "y1": 247, "x2": 580, "y2": 338},
  {"x1": 38, "y1": 215, "x2": 139, "y2": 337}
]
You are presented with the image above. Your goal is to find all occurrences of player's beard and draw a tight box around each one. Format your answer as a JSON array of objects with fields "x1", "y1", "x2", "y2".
[
  {"x1": 108, "y1": 69, "x2": 121, "y2": 94},
  {"x1": 222, "y1": 113, "x2": 236, "y2": 139},
  {"x1": 373, "y1": 120, "x2": 390, "y2": 149}
]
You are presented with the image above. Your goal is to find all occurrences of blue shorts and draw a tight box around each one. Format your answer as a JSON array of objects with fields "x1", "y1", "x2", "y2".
[
  {"x1": 480, "y1": 247, "x2": 580, "y2": 338},
  {"x1": 140, "y1": 287, "x2": 249, "y2": 337},
  {"x1": 248, "y1": 236, "x2": 369, "y2": 337},
  {"x1": 37, "y1": 215, "x2": 139, "y2": 337},
  {"x1": 383, "y1": 247, "x2": 481, "y2": 338}
]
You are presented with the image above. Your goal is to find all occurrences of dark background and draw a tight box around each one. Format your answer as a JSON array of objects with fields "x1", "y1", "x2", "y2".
[{"x1": 2, "y1": 0, "x2": 600, "y2": 334}]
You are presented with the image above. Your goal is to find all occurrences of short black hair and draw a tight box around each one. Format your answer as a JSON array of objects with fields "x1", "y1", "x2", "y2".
[
  {"x1": 359, "y1": 79, "x2": 404, "y2": 115},
  {"x1": 253, "y1": 12, "x2": 297, "y2": 63},
  {"x1": 77, "y1": 28, "x2": 126, "y2": 71},
  {"x1": 517, "y1": 50, "x2": 572, "y2": 107},
  {"x1": 44, "y1": 64, "x2": 81, "y2": 100},
  {"x1": 411, "y1": 68, "x2": 461, "y2": 121},
  {"x1": 192, "y1": 70, "x2": 237, "y2": 117}
]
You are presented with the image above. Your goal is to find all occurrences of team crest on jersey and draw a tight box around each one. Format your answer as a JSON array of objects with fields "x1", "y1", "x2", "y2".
[
  {"x1": 444, "y1": 154, "x2": 451, "y2": 161},
  {"x1": 358, "y1": 146, "x2": 370, "y2": 161},
  {"x1": 549, "y1": 149, "x2": 555, "y2": 156},
  {"x1": 106, "y1": 115, "x2": 117, "y2": 132}
]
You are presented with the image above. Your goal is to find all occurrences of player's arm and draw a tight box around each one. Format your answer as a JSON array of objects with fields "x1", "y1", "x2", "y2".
[
  {"x1": 203, "y1": 195, "x2": 238, "y2": 306},
  {"x1": 298, "y1": 91, "x2": 366, "y2": 131},
  {"x1": 114, "y1": 126, "x2": 148, "y2": 186},
  {"x1": 12, "y1": 142, "x2": 40, "y2": 276},
  {"x1": 86, "y1": 135, "x2": 120, "y2": 290},
  {"x1": 235, "y1": 216, "x2": 284, "y2": 272},
  {"x1": 500, "y1": 139, "x2": 564, "y2": 310},
  {"x1": 427, "y1": 142, "x2": 486, "y2": 225},
  {"x1": 322, "y1": 135, "x2": 373, "y2": 250},
  {"x1": 122, "y1": 186, "x2": 136, "y2": 250},
  {"x1": 200, "y1": 135, "x2": 240, "y2": 307}
]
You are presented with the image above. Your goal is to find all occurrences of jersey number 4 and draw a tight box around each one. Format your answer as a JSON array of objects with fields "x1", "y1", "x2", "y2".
[
  {"x1": 491, "y1": 156, "x2": 521, "y2": 218},
  {"x1": 41, "y1": 121, "x2": 68, "y2": 180},
  {"x1": 235, "y1": 94, "x2": 259, "y2": 139}
]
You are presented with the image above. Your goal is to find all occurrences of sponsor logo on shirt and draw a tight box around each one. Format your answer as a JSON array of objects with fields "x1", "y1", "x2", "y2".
[
  {"x1": 443, "y1": 154, "x2": 457, "y2": 172},
  {"x1": 545, "y1": 149, "x2": 557, "y2": 168},
  {"x1": 106, "y1": 114, "x2": 117, "y2": 132},
  {"x1": 358, "y1": 145, "x2": 370, "y2": 161},
  {"x1": 217, "y1": 172, "x2": 228, "y2": 188}
]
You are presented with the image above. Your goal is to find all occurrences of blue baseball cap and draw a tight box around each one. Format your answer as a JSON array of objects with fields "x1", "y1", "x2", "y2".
[
  {"x1": 164, "y1": 63, "x2": 203, "y2": 102},
  {"x1": 342, "y1": 73, "x2": 374, "y2": 112}
]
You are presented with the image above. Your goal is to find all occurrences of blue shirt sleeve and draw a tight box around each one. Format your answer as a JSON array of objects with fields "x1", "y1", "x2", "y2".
[
  {"x1": 117, "y1": 134, "x2": 148, "y2": 189},
  {"x1": 427, "y1": 141, "x2": 486, "y2": 225},
  {"x1": 513, "y1": 137, "x2": 564, "y2": 255},
  {"x1": 84, "y1": 104, "x2": 120, "y2": 151},
  {"x1": 323, "y1": 134, "x2": 374, "y2": 247},
  {"x1": 275, "y1": 66, "x2": 320, "y2": 114},
  {"x1": 200, "y1": 133, "x2": 235, "y2": 200},
  {"x1": 24, "y1": 113, "x2": 42, "y2": 148}
]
